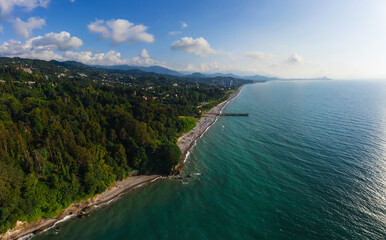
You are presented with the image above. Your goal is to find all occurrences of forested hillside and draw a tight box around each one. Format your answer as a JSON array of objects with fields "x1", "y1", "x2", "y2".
[{"x1": 0, "y1": 57, "x2": 250, "y2": 233}]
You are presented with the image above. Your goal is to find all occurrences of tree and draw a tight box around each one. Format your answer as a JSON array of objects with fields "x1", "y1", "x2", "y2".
[{"x1": 153, "y1": 143, "x2": 181, "y2": 174}]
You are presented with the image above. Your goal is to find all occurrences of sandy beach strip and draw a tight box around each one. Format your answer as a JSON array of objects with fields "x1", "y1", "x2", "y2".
[
  {"x1": 1, "y1": 85, "x2": 245, "y2": 240},
  {"x1": 175, "y1": 85, "x2": 245, "y2": 171}
]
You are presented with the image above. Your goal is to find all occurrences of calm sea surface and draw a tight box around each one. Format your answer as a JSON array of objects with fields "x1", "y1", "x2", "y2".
[{"x1": 35, "y1": 80, "x2": 386, "y2": 240}]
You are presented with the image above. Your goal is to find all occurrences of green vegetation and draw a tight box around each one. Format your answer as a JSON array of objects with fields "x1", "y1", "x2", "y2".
[
  {"x1": 178, "y1": 116, "x2": 197, "y2": 133},
  {"x1": 200, "y1": 90, "x2": 235, "y2": 112},
  {"x1": 0, "y1": 57, "x2": 251, "y2": 233}
]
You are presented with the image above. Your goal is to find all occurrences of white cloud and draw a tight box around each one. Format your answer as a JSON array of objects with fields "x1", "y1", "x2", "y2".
[
  {"x1": 246, "y1": 51, "x2": 272, "y2": 60},
  {"x1": 0, "y1": 31, "x2": 82, "y2": 60},
  {"x1": 28, "y1": 31, "x2": 83, "y2": 50},
  {"x1": 168, "y1": 31, "x2": 181, "y2": 35},
  {"x1": 171, "y1": 37, "x2": 217, "y2": 57},
  {"x1": 140, "y1": 49, "x2": 150, "y2": 58},
  {"x1": 88, "y1": 19, "x2": 154, "y2": 45},
  {"x1": 0, "y1": 0, "x2": 49, "y2": 17},
  {"x1": 128, "y1": 51, "x2": 162, "y2": 66},
  {"x1": 168, "y1": 21, "x2": 188, "y2": 35},
  {"x1": 12, "y1": 17, "x2": 45, "y2": 39},
  {"x1": 87, "y1": 19, "x2": 108, "y2": 38},
  {"x1": 287, "y1": 52, "x2": 304, "y2": 63}
]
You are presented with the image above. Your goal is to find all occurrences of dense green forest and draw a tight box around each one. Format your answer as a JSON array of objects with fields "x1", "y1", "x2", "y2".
[{"x1": 0, "y1": 57, "x2": 251, "y2": 233}]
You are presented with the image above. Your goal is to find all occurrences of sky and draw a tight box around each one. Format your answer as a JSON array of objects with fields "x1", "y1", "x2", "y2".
[{"x1": 0, "y1": 0, "x2": 386, "y2": 79}]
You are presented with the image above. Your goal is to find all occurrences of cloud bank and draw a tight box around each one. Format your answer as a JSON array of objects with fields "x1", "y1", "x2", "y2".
[
  {"x1": 0, "y1": 30, "x2": 161, "y2": 67},
  {"x1": 64, "y1": 49, "x2": 161, "y2": 66},
  {"x1": 0, "y1": 31, "x2": 82, "y2": 59}
]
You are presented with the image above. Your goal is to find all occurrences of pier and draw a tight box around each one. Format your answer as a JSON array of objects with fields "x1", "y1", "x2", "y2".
[{"x1": 207, "y1": 113, "x2": 249, "y2": 116}]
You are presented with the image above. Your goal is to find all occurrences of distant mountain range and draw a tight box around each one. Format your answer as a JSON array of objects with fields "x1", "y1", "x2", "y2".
[
  {"x1": 4, "y1": 58, "x2": 329, "y2": 82},
  {"x1": 0, "y1": 57, "x2": 255, "y2": 89},
  {"x1": 183, "y1": 72, "x2": 278, "y2": 82},
  {"x1": 206, "y1": 73, "x2": 279, "y2": 81},
  {"x1": 95, "y1": 65, "x2": 183, "y2": 76},
  {"x1": 283, "y1": 76, "x2": 332, "y2": 81},
  {"x1": 93, "y1": 65, "x2": 282, "y2": 81}
]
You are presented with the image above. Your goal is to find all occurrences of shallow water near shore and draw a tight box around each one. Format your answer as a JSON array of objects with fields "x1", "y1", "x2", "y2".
[{"x1": 34, "y1": 80, "x2": 386, "y2": 240}]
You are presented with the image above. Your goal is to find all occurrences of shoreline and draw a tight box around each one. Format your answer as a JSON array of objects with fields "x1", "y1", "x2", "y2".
[
  {"x1": 174, "y1": 85, "x2": 245, "y2": 173},
  {"x1": 1, "y1": 85, "x2": 246, "y2": 240}
]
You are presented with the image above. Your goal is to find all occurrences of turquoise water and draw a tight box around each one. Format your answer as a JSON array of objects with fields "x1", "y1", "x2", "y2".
[{"x1": 35, "y1": 80, "x2": 386, "y2": 240}]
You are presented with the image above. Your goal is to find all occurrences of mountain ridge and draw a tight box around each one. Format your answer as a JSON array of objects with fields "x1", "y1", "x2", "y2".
[
  {"x1": 93, "y1": 64, "x2": 279, "y2": 81},
  {"x1": 94, "y1": 65, "x2": 183, "y2": 76}
]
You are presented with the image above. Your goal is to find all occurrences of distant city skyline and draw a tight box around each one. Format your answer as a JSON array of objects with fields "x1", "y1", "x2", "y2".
[{"x1": 0, "y1": 0, "x2": 385, "y2": 79}]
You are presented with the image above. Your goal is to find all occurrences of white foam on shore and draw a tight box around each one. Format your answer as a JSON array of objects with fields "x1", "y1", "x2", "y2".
[
  {"x1": 94, "y1": 200, "x2": 113, "y2": 208},
  {"x1": 43, "y1": 215, "x2": 76, "y2": 233},
  {"x1": 18, "y1": 233, "x2": 34, "y2": 240},
  {"x1": 183, "y1": 151, "x2": 191, "y2": 163},
  {"x1": 106, "y1": 198, "x2": 118, "y2": 205},
  {"x1": 133, "y1": 183, "x2": 145, "y2": 189},
  {"x1": 150, "y1": 177, "x2": 161, "y2": 183},
  {"x1": 182, "y1": 115, "x2": 217, "y2": 163},
  {"x1": 202, "y1": 120, "x2": 214, "y2": 135},
  {"x1": 52, "y1": 215, "x2": 74, "y2": 228},
  {"x1": 94, "y1": 177, "x2": 161, "y2": 208}
]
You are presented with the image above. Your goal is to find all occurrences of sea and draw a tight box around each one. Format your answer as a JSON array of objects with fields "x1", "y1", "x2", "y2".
[{"x1": 34, "y1": 80, "x2": 386, "y2": 240}]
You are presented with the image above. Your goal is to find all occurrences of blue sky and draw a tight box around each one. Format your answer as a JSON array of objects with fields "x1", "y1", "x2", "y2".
[{"x1": 0, "y1": 0, "x2": 385, "y2": 78}]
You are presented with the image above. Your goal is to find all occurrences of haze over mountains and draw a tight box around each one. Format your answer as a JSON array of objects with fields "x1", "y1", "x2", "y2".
[
  {"x1": 97, "y1": 65, "x2": 184, "y2": 77},
  {"x1": 95, "y1": 64, "x2": 330, "y2": 81},
  {"x1": 2, "y1": 55, "x2": 328, "y2": 82},
  {"x1": 95, "y1": 64, "x2": 275, "y2": 81},
  {"x1": 95, "y1": 65, "x2": 268, "y2": 80}
]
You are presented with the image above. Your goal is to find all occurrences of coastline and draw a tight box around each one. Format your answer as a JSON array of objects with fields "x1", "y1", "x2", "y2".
[
  {"x1": 1, "y1": 85, "x2": 245, "y2": 240},
  {"x1": 0, "y1": 175, "x2": 161, "y2": 240},
  {"x1": 174, "y1": 85, "x2": 245, "y2": 173}
]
